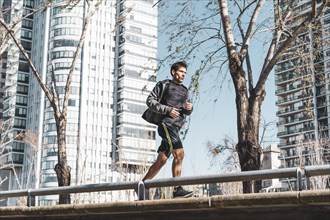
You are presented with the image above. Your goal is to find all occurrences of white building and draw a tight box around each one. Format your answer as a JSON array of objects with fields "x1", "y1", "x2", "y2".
[
  {"x1": 261, "y1": 144, "x2": 281, "y2": 190},
  {"x1": 1, "y1": 0, "x2": 158, "y2": 206}
]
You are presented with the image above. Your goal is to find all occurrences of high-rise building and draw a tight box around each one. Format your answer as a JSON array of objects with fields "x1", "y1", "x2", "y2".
[
  {"x1": 275, "y1": 0, "x2": 330, "y2": 190},
  {"x1": 1, "y1": 0, "x2": 32, "y2": 197},
  {"x1": 0, "y1": 0, "x2": 158, "y2": 206}
]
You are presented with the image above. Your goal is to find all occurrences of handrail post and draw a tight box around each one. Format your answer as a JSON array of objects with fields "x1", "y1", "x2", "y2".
[
  {"x1": 27, "y1": 189, "x2": 35, "y2": 207},
  {"x1": 137, "y1": 181, "x2": 145, "y2": 201},
  {"x1": 305, "y1": 175, "x2": 311, "y2": 190},
  {"x1": 296, "y1": 167, "x2": 302, "y2": 191}
]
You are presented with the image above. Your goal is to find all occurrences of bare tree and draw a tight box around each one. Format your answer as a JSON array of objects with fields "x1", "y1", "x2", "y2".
[
  {"x1": 206, "y1": 136, "x2": 239, "y2": 171},
  {"x1": 0, "y1": 119, "x2": 11, "y2": 188},
  {"x1": 0, "y1": 0, "x2": 103, "y2": 204},
  {"x1": 0, "y1": 119, "x2": 11, "y2": 206},
  {"x1": 296, "y1": 139, "x2": 330, "y2": 190},
  {"x1": 157, "y1": 0, "x2": 328, "y2": 193},
  {"x1": 1, "y1": 118, "x2": 40, "y2": 205},
  {"x1": 16, "y1": 131, "x2": 39, "y2": 189},
  {"x1": 0, "y1": 119, "x2": 15, "y2": 169},
  {"x1": 205, "y1": 136, "x2": 243, "y2": 195}
]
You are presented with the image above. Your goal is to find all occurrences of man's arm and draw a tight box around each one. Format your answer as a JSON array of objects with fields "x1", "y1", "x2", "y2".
[{"x1": 182, "y1": 92, "x2": 193, "y2": 115}]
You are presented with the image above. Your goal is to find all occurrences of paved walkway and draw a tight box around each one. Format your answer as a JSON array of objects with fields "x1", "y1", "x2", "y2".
[{"x1": 0, "y1": 190, "x2": 329, "y2": 220}]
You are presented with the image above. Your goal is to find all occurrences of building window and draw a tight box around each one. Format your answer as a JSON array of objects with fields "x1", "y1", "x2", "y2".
[
  {"x1": 52, "y1": 39, "x2": 79, "y2": 48},
  {"x1": 16, "y1": 95, "x2": 28, "y2": 105},
  {"x1": 12, "y1": 154, "x2": 24, "y2": 163},
  {"x1": 22, "y1": 20, "x2": 33, "y2": 29},
  {"x1": 43, "y1": 136, "x2": 57, "y2": 144},
  {"x1": 45, "y1": 111, "x2": 54, "y2": 120},
  {"x1": 68, "y1": 99, "x2": 76, "y2": 106},
  {"x1": 12, "y1": 142, "x2": 24, "y2": 151},
  {"x1": 41, "y1": 160, "x2": 56, "y2": 170},
  {"x1": 51, "y1": 16, "x2": 83, "y2": 27},
  {"x1": 23, "y1": 8, "x2": 34, "y2": 19},
  {"x1": 21, "y1": 40, "x2": 32, "y2": 51},
  {"x1": 14, "y1": 118, "x2": 26, "y2": 128},
  {"x1": 55, "y1": 86, "x2": 80, "y2": 95},
  {"x1": 21, "y1": 29, "x2": 32, "y2": 39},
  {"x1": 130, "y1": 26, "x2": 142, "y2": 33},
  {"x1": 17, "y1": 85, "x2": 29, "y2": 94},
  {"x1": 44, "y1": 123, "x2": 56, "y2": 132},
  {"x1": 67, "y1": 123, "x2": 78, "y2": 131},
  {"x1": 126, "y1": 34, "x2": 142, "y2": 44},
  {"x1": 15, "y1": 107, "x2": 27, "y2": 117},
  {"x1": 23, "y1": 0, "x2": 35, "y2": 8},
  {"x1": 18, "y1": 62, "x2": 30, "y2": 72},
  {"x1": 42, "y1": 174, "x2": 57, "y2": 182},
  {"x1": 50, "y1": 51, "x2": 75, "y2": 60}
]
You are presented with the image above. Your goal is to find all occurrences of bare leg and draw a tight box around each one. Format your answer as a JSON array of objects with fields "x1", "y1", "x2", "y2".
[
  {"x1": 171, "y1": 148, "x2": 184, "y2": 178},
  {"x1": 171, "y1": 148, "x2": 192, "y2": 198},
  {"x1": 142, "y1": 152, "x2": 168, "y2": 181}
]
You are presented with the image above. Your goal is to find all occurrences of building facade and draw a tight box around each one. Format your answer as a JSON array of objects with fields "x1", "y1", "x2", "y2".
[
  {"x1": 275, "y1": 0, "x2": 330, "y2": 190},
  {"x1": 0, "y1": 0, "x2": 33, "y2": 201},
  {"x1": 0, "y1": 0, "x2": 158, "y2": 206}
]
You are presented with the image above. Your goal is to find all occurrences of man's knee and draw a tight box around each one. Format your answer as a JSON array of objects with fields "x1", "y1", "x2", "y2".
[
  {"x1": 172, "y1": 148, "x2": 184, "y2": 160},
  {"x1": 158, "y1": 159, "x2": 167, "y2": 166},
  {"x1": 156, "y1": 152, "x2": 168, "y2": 166}
]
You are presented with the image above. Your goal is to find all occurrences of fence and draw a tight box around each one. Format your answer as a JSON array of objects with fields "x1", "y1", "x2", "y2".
[{"x1": 0, "y1": 165, "x2": 329, "y2": 206}]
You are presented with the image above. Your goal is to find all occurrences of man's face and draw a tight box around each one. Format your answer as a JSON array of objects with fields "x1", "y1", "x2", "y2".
[{"x1": 172, "y1": 66, "x2": 186, "y2": 84}]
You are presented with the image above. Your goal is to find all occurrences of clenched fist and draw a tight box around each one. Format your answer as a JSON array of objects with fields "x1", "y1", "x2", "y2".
[{"x1": 185, "y1": 102, "x2": 192, "y2": 111}]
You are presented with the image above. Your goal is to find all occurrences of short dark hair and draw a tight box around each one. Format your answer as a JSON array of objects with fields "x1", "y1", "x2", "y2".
[{"x1": 170, "y1": 61, "x2": 187, "y2": 75}]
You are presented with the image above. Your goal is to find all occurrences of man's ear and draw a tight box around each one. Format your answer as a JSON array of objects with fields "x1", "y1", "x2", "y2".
[{"x1": 171, "y1": 70, "x2": 174, "y2": 76}]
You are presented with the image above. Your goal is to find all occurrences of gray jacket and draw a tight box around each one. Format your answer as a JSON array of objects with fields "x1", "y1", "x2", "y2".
[{"x1": 142, "y1": 79, "x2": 192, "y2": 127}]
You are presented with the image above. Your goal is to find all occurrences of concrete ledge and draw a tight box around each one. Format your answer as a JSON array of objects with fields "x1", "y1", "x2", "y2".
[{"x1": 0, "y1": 190, "x2": 330, "y2": 220}]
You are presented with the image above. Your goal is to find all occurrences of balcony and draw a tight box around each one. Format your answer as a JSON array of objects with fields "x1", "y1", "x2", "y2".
[
  {"x1": 276, "y1": 94, "x2": 310, "y2": 106},
  {"x1": 275, "y1": 83, "x2": 305, "y2": 95},
  {"x1": 275, "y1": 75, "x2": 295, "y2": 85},
  {"x1": 277, "y1": 126, "x2": 315, "y2": 138},
  {"x1": 316, "y1": 89, "x2": 327, "y2": 97},
  {"x1": 276, "y1": 105, "x2": 306, "y2": 116},
  {"x1": 278, "y1": 152, "x2": 299, "y2": 160},
  {"x1": 276, "y1": 115, "x2": 311, "y2": 126},
  {"x1": 278, "y1": 140, "x2": 297, "y2": 148},
  {"x1": 317, "y1": 102, "x2": 327, "y2": 108},
  {"x1": 317, "y1": 112, "x2": 328, "y2": 119}
]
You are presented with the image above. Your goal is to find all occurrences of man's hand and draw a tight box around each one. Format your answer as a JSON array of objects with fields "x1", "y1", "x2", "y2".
[
  {"x1": 169, "y1": 108, "x2": 180, "y2": 118},
  {"x1": 185, "y1": 102, "x2": 192, "y2": 111}
]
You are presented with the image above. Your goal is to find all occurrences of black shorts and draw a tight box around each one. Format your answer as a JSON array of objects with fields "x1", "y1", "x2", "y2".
[{"x1": 157, "y1": 123, "x2": 183, "y2": 158}]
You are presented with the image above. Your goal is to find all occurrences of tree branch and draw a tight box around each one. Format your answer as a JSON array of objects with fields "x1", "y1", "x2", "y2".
[
  {"x1": 255, "y1": 0, "x2": 328, "y2": 94},
  {"x1": 240, "y1": 0, "x2": 265, "y2": 57},
  {"x1": 218, "y1": 0, "x2": 236, "y2": 57},
  {"x1": 62, "y1": 0, "x2": 103, "y2": 116},
  {"x1": 0, "y1": 17, "x2": 57, "y2": 113}
]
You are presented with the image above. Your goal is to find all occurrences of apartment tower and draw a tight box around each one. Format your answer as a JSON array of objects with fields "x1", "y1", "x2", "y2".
[{"x1": 275, "y1": 0, "x2": 330, "y2": 190}]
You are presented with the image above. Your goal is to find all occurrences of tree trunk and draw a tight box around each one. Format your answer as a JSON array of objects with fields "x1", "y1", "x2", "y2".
[
  {"x1": 54, "y1": 116, "x2": 71, "y2": 204},
  {"x1": 230, "y1": 53, "x2": 264, "y2": 193}
]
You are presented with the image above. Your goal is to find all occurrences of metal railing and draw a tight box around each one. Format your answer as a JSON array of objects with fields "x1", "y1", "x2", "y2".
[
  {"x1": 305, "y1": 165, "x2": 330, "y2": 189},
  {"x1": 0, "y1": 165, "x2": 329, "y2": 206}
]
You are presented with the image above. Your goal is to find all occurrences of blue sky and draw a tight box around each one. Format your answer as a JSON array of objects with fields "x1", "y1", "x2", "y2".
[{"x1": 153, "y1": 1, "x2": 278, "y2": 177}]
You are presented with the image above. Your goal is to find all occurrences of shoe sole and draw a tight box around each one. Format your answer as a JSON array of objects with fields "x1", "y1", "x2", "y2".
[{"x1": 173, "y1": 192, "x2": 193, "y2": 198}]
